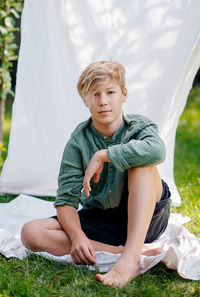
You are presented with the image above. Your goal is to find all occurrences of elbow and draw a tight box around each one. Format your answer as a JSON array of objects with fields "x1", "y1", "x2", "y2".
[
  {"x1": 154, "y1": 151, "x2": 165, "y2": 165},
  {"x1": 152, "y1": 141, "x2": 166, "y2": 164}
]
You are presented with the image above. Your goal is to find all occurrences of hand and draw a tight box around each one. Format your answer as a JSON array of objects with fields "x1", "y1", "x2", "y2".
[
  {"x1": 70, "y1": 231, "x2": 96, "y2": 265},
  {"x1": 83, "y1": 149, "x2": 110, "y2": 197}
]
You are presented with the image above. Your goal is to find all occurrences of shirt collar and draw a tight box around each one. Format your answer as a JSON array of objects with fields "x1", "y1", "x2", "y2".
[{"x1": 91, "y1": 118, "x2": 125, "y2": 143}]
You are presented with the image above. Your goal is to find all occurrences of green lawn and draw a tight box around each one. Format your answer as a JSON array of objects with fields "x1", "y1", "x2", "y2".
[{"x1": 0, "y1": 88, "x2": 200, "y2": 296}]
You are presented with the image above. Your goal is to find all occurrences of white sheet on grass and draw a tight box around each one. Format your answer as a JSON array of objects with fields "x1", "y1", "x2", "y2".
[
  {"x1": 0, "y1": 0, "x2": 200, "y2": 206},
  {"x1": 1, "y1": 194, "x2": 200, "y2": 280}
]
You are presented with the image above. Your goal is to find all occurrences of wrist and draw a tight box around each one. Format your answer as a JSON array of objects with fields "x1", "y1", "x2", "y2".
[
  {"x1": 70, "y1": 229, "x2": 85, "y2": 242},
  {"x1": 97, "y1": 149, "x2": 111, "y2": 163}
]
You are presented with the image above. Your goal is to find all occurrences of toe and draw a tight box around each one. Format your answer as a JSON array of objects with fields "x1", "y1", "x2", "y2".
[
  {"x1": 103, "y1": 277, "x2": 114, "y2": 287},
  {"x1": 95, "y1": 273, "x2": 104, "y2": 283},
  {"x1": 142, "y1": 247, "x2": 163, "y2": 256}
]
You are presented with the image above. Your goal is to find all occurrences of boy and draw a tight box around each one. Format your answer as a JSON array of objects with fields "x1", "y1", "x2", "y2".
[{"x1": 21, "y1": 61, "x2": 171, "y2": 288}]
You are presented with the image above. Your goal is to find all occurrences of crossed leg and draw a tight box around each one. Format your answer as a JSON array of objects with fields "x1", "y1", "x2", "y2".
[
  {"x1": 95, "y1": 165, "x2": 163, "y2": 287},
  {"x1": 21, "y1": 217, "x2": 161, "y2": 257},
  {"x1": 21, "y1": 165, "x2": 163, "y2": 287},
  {"x1": 21, "y1": 218, "x2": 124, "y2": 256}
]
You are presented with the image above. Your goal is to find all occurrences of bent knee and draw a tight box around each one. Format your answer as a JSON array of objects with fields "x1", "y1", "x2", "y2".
[
  {"x1": 21, "y1": 220, "x2": 44, "y2": 252},
  {"x1": 128, "y1": 166, "x2": 159, "y2": 181},
  {"x1": 128, "y1": 165, "x2": 162, "y2": 200},
  {"x1": 128, "y1": 165, "x2": 156, "y2": 174}
]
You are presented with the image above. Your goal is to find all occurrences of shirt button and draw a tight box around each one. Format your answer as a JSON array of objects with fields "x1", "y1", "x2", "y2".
[
  {"x1": 108, "y1": 189, "x2": 112, "y2": 193},
  {"x1": 109, "y1": 168, "x2": 113, "y2": 172},
  {"x1": 103, "y1": 136, "x2": 107, "y2": 139}
]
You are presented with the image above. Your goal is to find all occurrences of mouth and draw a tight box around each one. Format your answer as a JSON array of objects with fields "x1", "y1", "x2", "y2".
[{"x1": 98, "y1": 110, "x2": 111, "y2": 115}]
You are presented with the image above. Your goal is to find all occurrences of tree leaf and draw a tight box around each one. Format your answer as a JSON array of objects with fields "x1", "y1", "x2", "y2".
[
  {"x1": 0, "y1": 25, "x2": 7, "y2": 35},
  {"x1": 0, "y1": 10, "x2": 7, "y2": 18},
  {"x1": 7, "y1": 43, "x2": 18, "y2": 50},
  {"x1": 10, "y1": 8, "x2": 20, "y2": 19},
  {"x1": 4, "y1": 16, "x2": 16, "y2": 28},
  {"x1": 8, "y1": 55, "x2": 18, "y2": 61}
]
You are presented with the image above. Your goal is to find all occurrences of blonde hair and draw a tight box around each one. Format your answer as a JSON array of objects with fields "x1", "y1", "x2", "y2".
[{"x1": 77, "y1": 61, "x2": 125, "y2": 100}]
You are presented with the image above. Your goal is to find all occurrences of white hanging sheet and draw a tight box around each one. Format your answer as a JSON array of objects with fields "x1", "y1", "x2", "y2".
[
  {"x1": 1, "y1": 195, "x2": 200, "y2": 280},
  {"x1": 0, "y1": 0, "x2": 200, "y2": 205}
]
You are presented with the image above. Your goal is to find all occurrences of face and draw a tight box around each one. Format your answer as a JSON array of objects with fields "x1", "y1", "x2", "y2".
[{"x1": 84, "y1": 79, "x2": 127, "y2": 134}]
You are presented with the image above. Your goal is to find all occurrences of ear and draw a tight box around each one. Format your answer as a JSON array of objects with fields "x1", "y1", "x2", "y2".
[{"x1": 122, "y1": 88, "x2": 127, "y2": 102}]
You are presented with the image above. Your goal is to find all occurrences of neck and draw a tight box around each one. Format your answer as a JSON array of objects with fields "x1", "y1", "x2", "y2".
[{"x1": 92, "y1": 117, "x2": 123, "y2": 138}]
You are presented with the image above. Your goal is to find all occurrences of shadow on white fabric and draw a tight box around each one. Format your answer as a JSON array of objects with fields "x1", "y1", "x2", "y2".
[{"x1": 0, "y1": 0, "x2": 200, "y2": 206}]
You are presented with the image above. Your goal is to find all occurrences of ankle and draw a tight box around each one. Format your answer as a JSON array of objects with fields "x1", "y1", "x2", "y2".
[{"x1": 120, "y1": 249, "x2": 141, "y2": 264}]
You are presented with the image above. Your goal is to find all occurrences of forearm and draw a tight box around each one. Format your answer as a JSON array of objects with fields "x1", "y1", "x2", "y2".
[
  {"x1": 57, "y1": 205, "x2": 83, "y2": 241},
  {"x1": 107, "y1": 135, "x2": 166, "y2": 172},
  {"x1": 57, "y1": 205, "x2": 96, "y2": 265}
]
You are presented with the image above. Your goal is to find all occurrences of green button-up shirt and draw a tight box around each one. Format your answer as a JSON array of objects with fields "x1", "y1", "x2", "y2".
[{"x1": 54, "y1": 113, "x2": 166, "y2": 210}]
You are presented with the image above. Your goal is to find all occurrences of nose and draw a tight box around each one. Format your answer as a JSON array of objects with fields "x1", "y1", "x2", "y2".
[{"x1": 99, "y1": 93, "x2": 108, "y2": 106}]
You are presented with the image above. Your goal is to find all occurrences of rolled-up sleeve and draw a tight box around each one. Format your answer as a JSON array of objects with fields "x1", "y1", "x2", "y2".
[
  {"x1": 54, "y1": 137, "x2": 83, "y2": 209},
  {"x1": 107, "y1": 124, "x2": 166, "y2": 172}
]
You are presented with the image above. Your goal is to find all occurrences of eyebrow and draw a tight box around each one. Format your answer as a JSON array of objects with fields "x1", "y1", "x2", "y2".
[
  {"x1": 94, "y1": 85, "x2": 117, "y2": 93},
  {"x1": 105, "y1": 86, "x2": 117, "y2": 90}
]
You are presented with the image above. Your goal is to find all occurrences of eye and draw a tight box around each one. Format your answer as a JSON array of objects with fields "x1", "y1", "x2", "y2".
[
  {"x1": 108, "y1": 91, "x2": 114, "y2": 94},
  {"x1": 94, "y1": 92, "x2": 98, "y2": 97}
]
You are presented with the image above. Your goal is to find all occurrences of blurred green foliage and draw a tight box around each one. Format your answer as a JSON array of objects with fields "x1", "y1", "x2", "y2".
[
  {"x1": 0, "y1": 0, "x2": 23, "y2": 155},
  {"x1": 0, "y1": 0, "x2": 23, "y2": 100}
]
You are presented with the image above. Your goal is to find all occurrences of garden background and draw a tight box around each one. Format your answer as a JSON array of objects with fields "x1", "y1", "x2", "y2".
[{"x1": 0, "y1": 1, "x2": 200, "y2": 296}]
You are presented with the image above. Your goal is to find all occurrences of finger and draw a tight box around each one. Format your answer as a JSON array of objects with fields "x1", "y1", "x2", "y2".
[
  {"x1": 71, "y1": 254, "x2": 81, "y2": 265},
  {"x1": 83, "y1": 177, "x2": 91, "y2": 197},
  {"x1": 92, "y1": 163, "x2": 103, "y2": 183},
  {"x1": 84, "y1": 164, "x2": 96, "y2": 183},
  {"x1": 84, "y1": 165, "x2": 94, "y2": 180},
  {"x1": 93, "y1": 173, "x2": 100, "y2": 183},
  {"x1": 82, "y1": 247, "x2": 96, "y2": 265},
  {"x1": 77, "y1": 249, "x2": 90, "y2": 265},
  {"x1": 89, "y1": 247, "x2": 96, "y2": 261},
  {"x1": 83, "y1": 182, "x2": 91, "y2": 197}
]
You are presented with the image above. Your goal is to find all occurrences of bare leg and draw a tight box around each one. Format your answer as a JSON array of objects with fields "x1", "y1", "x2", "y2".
[
  {"x1": 95, "y1": 166, "x2": 163, "y2": 287},
  {"x1": 21, "y1": 218, "x2": 123, "y2": 256},
  {"x1": 21, "y1": 218, "x2": 163, "y2": 257}
]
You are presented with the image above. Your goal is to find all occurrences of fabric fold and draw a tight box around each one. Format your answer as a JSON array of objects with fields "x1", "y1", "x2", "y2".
[{"x1": 0, "y1": 194, "x2": 199, "y2": 280}]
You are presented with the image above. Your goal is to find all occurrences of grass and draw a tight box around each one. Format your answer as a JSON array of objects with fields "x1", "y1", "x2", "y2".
[
  {"x1": 173, "y1": 86, "x2": 200, "y2": 237},
  {"x1": 1, "y1": 254, "x2": 200, "y2": 297},
  {"x1": 0, "y1": 99, "x2": 12, "y2": 171},
  {"x1": 0, "y1": 88, "x2": 200, "y2": 296}
]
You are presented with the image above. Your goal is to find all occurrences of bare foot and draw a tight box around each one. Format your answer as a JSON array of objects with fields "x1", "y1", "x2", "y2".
[
  {"x1": 95, "y1": 247, "x2": 163, "y2": 288},
  {"x1": 95, "y1": 252, "x2": 140, "y2": 288},
  {"x1": 141, "y1": 246, "x2": 163, "y2": 256}
]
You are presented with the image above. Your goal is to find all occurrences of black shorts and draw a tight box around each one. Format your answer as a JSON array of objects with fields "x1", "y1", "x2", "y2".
[{"x1": 52, "y1": 180, "x2": 171, "y2": 246}]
